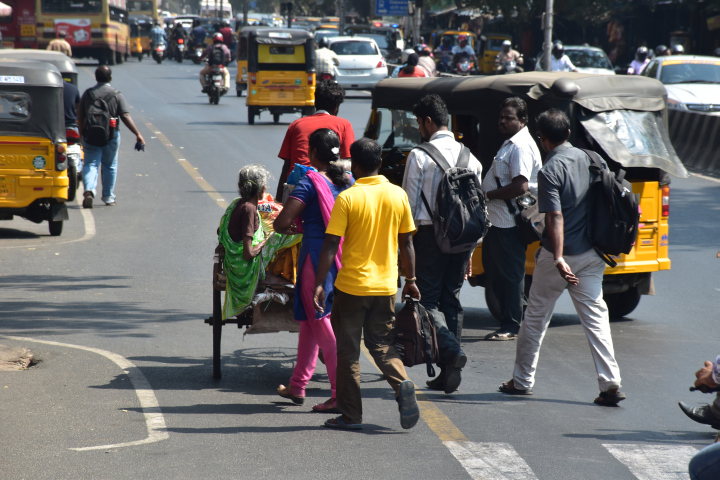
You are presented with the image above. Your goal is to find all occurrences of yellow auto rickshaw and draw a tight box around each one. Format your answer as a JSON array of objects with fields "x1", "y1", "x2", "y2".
[
  {"x1": 129, "y1": 15, "x2": 154, "y2": 60},
  {"x1": 479, "y1": 33, "x2": 513, "y2": 74},
  {"x1": 244, "y1": 28, "x2": 316, "y2": 124},
  {"x1": 366, "y1": 74, "x2": 688, "y2": 318},
  {"x1": 0, "y1": 61, "x2": 69, "y2": 236}
]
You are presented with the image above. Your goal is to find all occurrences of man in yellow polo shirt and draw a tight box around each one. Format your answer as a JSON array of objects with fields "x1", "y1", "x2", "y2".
[{"x1": 313, "y1": 137, "x2": 421, "y2": 431}]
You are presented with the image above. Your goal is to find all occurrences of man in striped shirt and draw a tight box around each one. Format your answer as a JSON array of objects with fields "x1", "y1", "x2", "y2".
[
  {"x1": 481, "y1": 97, "x2": 542, "y2": 341},
  {"x1": 402, "y1": 94, "x2": 483, "y2": 394}
]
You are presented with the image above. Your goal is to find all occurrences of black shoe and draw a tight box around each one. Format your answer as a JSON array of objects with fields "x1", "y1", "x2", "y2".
[
  {"x1": 444, "y1": 354, "x2": 467, "y2": 394},
  {"x1": 426, "y1": 370, "x2": 445, "y2": 390},
  {"x1": 594, "y1": 389, "x2": 627, "y2": 406},
  {"x1": 679, "y1": 402, "x2": 720, "y2": 429},
  {"x1": 201, "y1": 86, "x2": 209, "y2": 93},
  {"x1": 82, "y1": 193, "x2": 93, "y2": 209}
]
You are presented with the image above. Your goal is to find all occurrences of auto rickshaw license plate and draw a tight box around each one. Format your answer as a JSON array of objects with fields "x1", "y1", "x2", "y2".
[
  {"x1": 272, "y1": 91, "x2": 289, "y2": 101},
  {"x1": 0, "y1": 176, "x2": 13, "y2": 197}
]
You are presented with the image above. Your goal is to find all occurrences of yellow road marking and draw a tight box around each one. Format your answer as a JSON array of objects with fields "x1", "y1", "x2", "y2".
[{"x1": 360, "y1": 344, "x2": 467, "y2": 442}]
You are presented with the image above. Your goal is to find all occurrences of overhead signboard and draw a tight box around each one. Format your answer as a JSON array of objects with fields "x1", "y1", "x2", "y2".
[{"x1": 375, "y1": 0, "x2": 407, "y2": 16}]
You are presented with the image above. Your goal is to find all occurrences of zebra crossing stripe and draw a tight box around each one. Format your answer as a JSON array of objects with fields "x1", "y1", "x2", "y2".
[
  {"x1": 444, "y1": 441, "x2": 539, "y2": 480},
  {"x1": 603, "y1": 444, "x2": 698, "y2": 480}
]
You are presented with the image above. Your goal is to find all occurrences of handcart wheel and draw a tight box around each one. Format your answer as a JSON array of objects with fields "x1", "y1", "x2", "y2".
[{"x1": 212, "y1": 284, "x2": 223, "y2": 379}]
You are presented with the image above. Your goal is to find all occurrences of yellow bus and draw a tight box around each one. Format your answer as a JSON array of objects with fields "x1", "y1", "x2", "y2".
[
  {"x1": 36, "y1": 0, "x2": 130, "y2": 65},
  {"x1": 126, "y1": 0, "x2": 158, "y2": 22}
]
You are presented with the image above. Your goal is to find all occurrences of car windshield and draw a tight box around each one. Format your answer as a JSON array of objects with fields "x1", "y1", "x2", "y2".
[
  {"x1": 374, "y1": 108, "x2": 421, "y2": 149},
  {"x1": 565, "y1": 49, "x2": 613, "y2": 69},
  {"x1": 357, "y1": 34, "x2": 388, "y2": 49},
  {"x1": 330, "y1": 41, "x2": 377, "y2": 56},
  {"x1": 660, "y1": 62, "x2": 720, "y2": 84},
  {"x1": 0, "y1": 93, "x2": 31, "y2": 122}
]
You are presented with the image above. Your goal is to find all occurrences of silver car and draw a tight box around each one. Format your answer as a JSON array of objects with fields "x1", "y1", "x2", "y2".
[
  {"x1": 327, "y1": 36, "x2": 387, "y2": 90},
  {"x1": 642, "y1": 55, "x2": 720, "y2": 114},
  {"x1": 535, "y1": 45, "x2": 615, "y2": 75}
]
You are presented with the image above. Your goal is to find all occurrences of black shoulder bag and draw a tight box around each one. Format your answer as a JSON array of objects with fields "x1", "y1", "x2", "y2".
[{"x1": 494, "y1": 177, "x2": 545, "y2": 246}]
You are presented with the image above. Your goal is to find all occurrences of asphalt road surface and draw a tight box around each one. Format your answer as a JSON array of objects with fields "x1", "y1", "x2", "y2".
[{"x1": 1, "y1": 59, "x2": 719, "y2": 480}]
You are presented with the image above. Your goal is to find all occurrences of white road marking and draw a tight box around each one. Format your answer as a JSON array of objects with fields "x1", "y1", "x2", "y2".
[
  {"x1": 1, "y1": 336, "x2": 168, "y2": 451},
  {"x1": 603, "y1": 443, "x2": 698, "y2": 480},
  {"x1": 444, "y1": 441, "x2": 539, "y2": 480}
]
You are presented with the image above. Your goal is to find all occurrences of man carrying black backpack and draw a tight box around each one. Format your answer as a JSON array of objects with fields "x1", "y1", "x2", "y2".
[
  {"x1": 499, "y1": 109, "x2": 626, "y2": 406},
  {"x1": 402, "y1": 94, "x2": 484, "y2": 394},
  {"x1": 77, "y1": 66, "x2": 145, "y2": 208},
  {"x1": 199, "y1": 33, "x2": 231, "y2": 94}
]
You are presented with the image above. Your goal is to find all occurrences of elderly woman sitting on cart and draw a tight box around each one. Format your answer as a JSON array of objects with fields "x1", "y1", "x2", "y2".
[{"x1": 218, "y1": 164, "x2": 300, "y2": 321}]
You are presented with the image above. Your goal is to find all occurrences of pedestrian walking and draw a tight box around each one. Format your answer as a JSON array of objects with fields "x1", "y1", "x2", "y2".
[
  {"x1": 481, "y1": 97, "x2": 541, "y2": 341},
  {"x1": 313, "y1": 138, "x2": 420, "y2": 430},
  {"x1": 402, "y1": 94, "x2": 482, "y2": 393},
  {"x1": 272, "y1": 129, "x2": 354, "y2": 413},
  {"x1": 47, "y1": 31, "x2": 72, "y2": 57},
  {"x1": 77, "y1": 66, "x2": 145, "y2": 208},
  {"x1": 499, "y1": 109, "x2": 626, "y2": 406},
  {"x1": 276, "y1": 80, "x2": 355, "y2": 199}
]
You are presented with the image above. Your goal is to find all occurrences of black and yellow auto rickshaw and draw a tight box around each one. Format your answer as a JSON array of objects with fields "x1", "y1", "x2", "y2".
[
  {"x1": 244, "y1": 28, "x2": 316, "y2": 125},
  {"x1": 130, "y1": 15, "x2": 154, "y2": 60},
  {"x1": 0, "y1": 50, "x2": 78, "y2": 86},
  {"x1": 366, "y1": 73, "x2": 687, "y2": 318},
  {"x1": 0, "y1": 61, "x2": 70, "y2": 236}
]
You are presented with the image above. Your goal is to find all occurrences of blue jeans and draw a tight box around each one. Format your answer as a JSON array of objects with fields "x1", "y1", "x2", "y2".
[
  {"x1": 690, "y1": 441, "x2": 720, "y2": 480},
  {"x1": 82, "y1": 131, "x2": 120, "y2": 203}
]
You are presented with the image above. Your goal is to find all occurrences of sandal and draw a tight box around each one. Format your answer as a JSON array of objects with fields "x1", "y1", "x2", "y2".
[
  {"x1": 499, "y1": 379, "x2": 533, "y2": 395},
  {"x1": 311, "y1": 397, "x2": 339, "y2": 413},
  {"x1": 277, "y1": 384, "x2": 305, "y2": 405},
  {"x1": 324, "y1": 416, "x2": 363, "y2": 430},
  {"x1": 485, "y1": 331, "x2": 518, "y2": 341}
]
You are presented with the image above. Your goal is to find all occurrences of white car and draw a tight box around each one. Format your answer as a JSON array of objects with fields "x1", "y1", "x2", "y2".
[
  {"x1": 642, "y1": 55, "x2": 720, "y2": 114},
  {"x1": 327, "y1": 36, "x2": 387, "y2": 90},
  {"x1": 535, "y1": 46, "x2": 615, "y2": 75}
]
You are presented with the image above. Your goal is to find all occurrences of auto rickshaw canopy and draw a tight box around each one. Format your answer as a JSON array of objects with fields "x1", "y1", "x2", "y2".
[
  {"x1": 371, "y1": 73, "x2": 687, "y2": 177},
  {"x1": 0, "y1": 61, "x2": 66, "y2": 142},
  {"x1": 0, "y1": 50, "x2": 78, "y2": 86},
  {"x1": 245, "y1": 27, "x2": 315, "y2": 73}
]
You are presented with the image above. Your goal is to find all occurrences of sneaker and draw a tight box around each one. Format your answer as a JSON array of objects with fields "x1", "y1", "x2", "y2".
[
  {"x1": 594, "y1": 388, "x2": 627, "y2": 406},
  {"x1": 104, "y1": 200, "x2": 116, "y2": 206},
  {"x1": 82, "y1": 193, "x2": 93, "y2": 209},
  {"x1": 397, "y1": 380, "x2": 419, "y2": 430},
  {"x1": 679, "y1": 402, "x2": 720, "y2": 429},
  {"x1": 444, "y1": 353, "x2": 467, "y2": 394}
]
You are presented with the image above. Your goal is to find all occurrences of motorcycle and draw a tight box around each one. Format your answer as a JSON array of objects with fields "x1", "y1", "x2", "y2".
[
  {"x1": 152, "y1": 43, "x2": 166, "y2": 64},
  {"x1": 452, "y1": 53, "x2": 477, "y2": 76},
  {"x1": 176, "y1": 38, "x2": 185, "y2": 63},
  {"x1": 497, "y1": 59, "x2": 518, "y2": 74},
  {"x1": 65, "y1": 126, "x2": 82, "y2": 202},
  {"x1": 205, "y1": 62, "x2": 227, "y2": 105},
  {"x1": 188, "y1": 43, "x2": 204, "y2": 65}
]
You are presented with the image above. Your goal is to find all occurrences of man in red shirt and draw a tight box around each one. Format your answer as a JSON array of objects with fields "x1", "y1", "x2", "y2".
[
  {"x1": 276, "y1": 80, "x2": 355, "y2": 199},
  {"x1": 219, "y1": 21, "x2": 234, "y2": 49}
]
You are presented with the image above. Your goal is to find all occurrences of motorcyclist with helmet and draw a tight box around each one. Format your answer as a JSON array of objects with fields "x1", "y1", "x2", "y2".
[
  {"x1": 671, "y1": 44, "x2": 685, "y2": 55},
  {"x1": 189, "y1": 19, "x2": 207, "y2": 47},
  {"x1": 169, "y1": 21, "x2": 188, "y2": 59},
  {"x1": 451, "y1": 34, "x2": 477, "y2": 65},
  {"x1": 548, "y1": 41, "x2": 578, "y2": 72},
  {"x1": 655, "y1": 45, "x2": 670, "y2": 57},
  {"x1": 414, "y1": 44, "x2": 436, "y2": 77},
  {"x1": 628, "y1": 46, "x2": 650, "y2": 75},
  {"x1": 219, "y1": 20, "x2": 235, "y2": 57},
  {"x1": 495, "y1": 40, "x2": 524, "y2": 73},
  {"x1": 199, "y1": 32, "x2": 231, "y2": 93}
]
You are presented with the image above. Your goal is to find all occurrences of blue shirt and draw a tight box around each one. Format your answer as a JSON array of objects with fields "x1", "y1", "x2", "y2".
[
  {"x1": 150, "y1": 26, "x2": 166, "y2": 45},
  {"x1": 190, "y1": 26, "x2": 206, "y2": 44}
]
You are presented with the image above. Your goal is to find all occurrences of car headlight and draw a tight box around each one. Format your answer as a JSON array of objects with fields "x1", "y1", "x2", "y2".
[{"x1": 667, "y1": 98, "x2": 688, "y2": 111}]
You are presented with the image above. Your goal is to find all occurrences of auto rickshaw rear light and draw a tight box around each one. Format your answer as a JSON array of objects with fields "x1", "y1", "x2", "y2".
[
  {"x1": 374, "y1": 22, "x2": 382, "y2": 27},
  {"x1": 250, "y1": 74, "x2": 256, "y2": 84},
  {"x1": 56, "y1": 144, "x2": 66, "y2": 154},
  {"x1": 308, "y1": 75, "x2": 313, "y2": 86},
  {"x1": 55, "y1": 145, "x2": 67, "y2": 171},
  {"x1": 661, "y1": 185, "x2": 670, "y2": 217}
]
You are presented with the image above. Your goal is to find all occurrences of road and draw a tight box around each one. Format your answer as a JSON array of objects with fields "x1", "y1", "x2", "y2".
[{"x1": 1, "y1": 58, "x2": 719, "y2": 480}]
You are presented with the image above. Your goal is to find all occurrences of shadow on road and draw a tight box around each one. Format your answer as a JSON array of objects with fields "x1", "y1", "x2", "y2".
[{"x1": 565, "y1": 428, "x2": 714, "y2": 444}]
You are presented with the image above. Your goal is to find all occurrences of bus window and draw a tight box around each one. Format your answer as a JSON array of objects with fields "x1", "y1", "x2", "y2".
[
  {"x1": 127, "y1": 1, "x2": 153, "y2": 12},
  {"x1": 110, "y1": 6, "x2": 128, "y2": 23},
  {"x1": 41, "y1": 0, "x2": 102, "y2": 13}
]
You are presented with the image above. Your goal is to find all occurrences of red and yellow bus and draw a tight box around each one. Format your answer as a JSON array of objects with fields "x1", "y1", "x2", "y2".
[
  {"x1": 0, "y1": 0, "x2": 38, "y2": 49},
  {"x1": 36, "y1": 0, "x2": 130, "y2": 65}
]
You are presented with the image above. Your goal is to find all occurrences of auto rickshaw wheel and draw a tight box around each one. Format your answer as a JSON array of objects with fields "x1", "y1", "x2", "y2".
[
  {"x1": 606, "y1": 286, "x2": 641, "y2": 319},
  {"x1": 49, "y1": 219, "x2": 63, "y2": 237},
  {"x1": 248, "y1": 107, "x2": 256, "y2": 125},
  {"x1": 273, "y1": 113, "x2": 280, "y2": 124},
  {"x1": 67, "y1": 166, "x2": 77, "y2": 202}
]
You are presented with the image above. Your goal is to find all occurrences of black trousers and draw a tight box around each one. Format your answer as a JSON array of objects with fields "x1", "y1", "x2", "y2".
[
  {"x1": 481, "y1": 225, "x2": 527, "y2": 333},
  {"x1": 413, "y1": 226, "x2": 471, "y2": 367}
]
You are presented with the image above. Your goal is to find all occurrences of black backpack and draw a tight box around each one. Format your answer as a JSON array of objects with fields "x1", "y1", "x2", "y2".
[
  {"x1": 584, "y1": 149, "x2": 640, "y2": 268},
  {"x1": 209, "y1": 45, "x2": 225, "y2": 66},
  {"x1": 84, "y1": 88, "x2": 118, "y2": 147},
  {"x1": 392, "y1": 298, "x2": 439, "y2": 377},
  {"x1": 416, "y1": 142, "x2": 488, "y2": 254}
]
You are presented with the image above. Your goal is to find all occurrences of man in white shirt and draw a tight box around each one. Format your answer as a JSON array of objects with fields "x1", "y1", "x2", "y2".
[
  {"x1": 402, "y1": 94, "x2": 483, "y2": 394},
  {"x1": 451, "y1": 34, "x2": 477, "y2": 63},
  {"x1": 481, "y1": 97, "x2": 542, "y2": 340},
  {"x1": 627, "y1": 46, "x2": 649, "y2": 75},
  {"x1": 550, "y1": 42, "x2": 577, "y2": 72},
  {"x1": 315, "y1": 37, "x2": 340, "y2": 78}
]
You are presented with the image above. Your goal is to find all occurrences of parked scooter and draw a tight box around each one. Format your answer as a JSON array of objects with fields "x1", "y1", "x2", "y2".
[
  {"x1": 205, "y1": 60, "x2": 227, "y2": 105},
  {"x1": 152, "y1": 43, "x2": 166, "y2": 64}
]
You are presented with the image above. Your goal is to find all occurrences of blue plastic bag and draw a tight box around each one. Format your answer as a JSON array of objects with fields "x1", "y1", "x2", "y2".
[{"x1": 287, "y1": 163, "x2": 317, "y2": 186}]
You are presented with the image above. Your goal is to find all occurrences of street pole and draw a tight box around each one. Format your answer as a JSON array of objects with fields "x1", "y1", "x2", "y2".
[
  {"x1": 339, "y1": 0, "x2": 345, "y2": 36},
  {"x1": 242, "y1": 0, "x2": 248, "y2": 27},
  {"x1": 542, "y1": 0, "x2": 553, "y2": 71}
]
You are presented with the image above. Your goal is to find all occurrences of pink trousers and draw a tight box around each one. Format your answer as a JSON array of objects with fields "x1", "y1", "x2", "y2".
[{"x1": 289, "y1": 255, "x2": 337, "y2": 398}]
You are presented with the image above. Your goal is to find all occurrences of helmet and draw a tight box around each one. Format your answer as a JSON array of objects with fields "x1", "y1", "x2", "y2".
[
  {"x1": 458, "y1": 34, "x2": 468, "y2": 44},
  {"x1": 636, "y1": 46, "x2": 648, "y2": 62},
  {"x1": 671, "y1": 44, "x2": 684, "y2": 55},
  {"x1": 442, "y1": 36, "x2": 452, "y2": 46},
  {"x1": 213, "y1": 32, "x2": 223, "y2": 43},
  {"x1": 401, "y1": 48, "x2": 414, "y2": 64},
  {"x1": 714, "y1": 47, "x2": 720, "y2": 57},
  {"x1": 655, "y1": 44, "x2": 668, "y2": 56},
  {"x1": 502, "y1": 39, "x2": 511, "y2": 51},
  {"x1": 413, "y1": 43, "x2": 427, "y2": 55},
  {"x1": 552, "y1": 41, "x2": 564, "y2": 59},
  {"x1": 222, "y1": 21, "x2": 229, "y2": 28}
]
